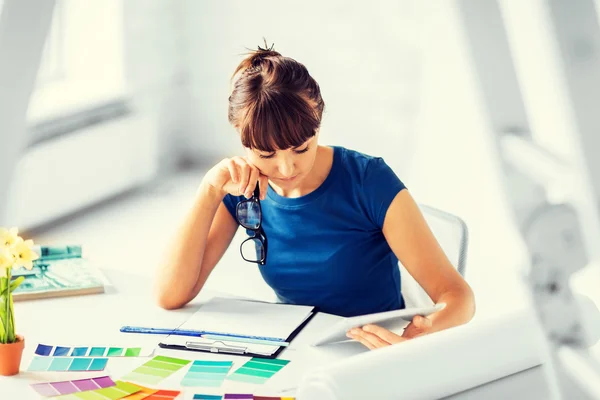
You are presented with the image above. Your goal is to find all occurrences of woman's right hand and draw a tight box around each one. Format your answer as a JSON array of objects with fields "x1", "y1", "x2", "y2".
[{"x1": 202, "y1": 157, "x2": 268, "y2": 200}]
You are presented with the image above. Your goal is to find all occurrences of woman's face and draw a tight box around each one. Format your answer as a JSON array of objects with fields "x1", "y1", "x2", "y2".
[{"x1": 245, "y1": 135, "x2": 319, "y2": 189}]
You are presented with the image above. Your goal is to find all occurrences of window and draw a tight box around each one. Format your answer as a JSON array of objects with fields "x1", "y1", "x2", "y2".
[
  {"x1": 36, "y1": 2, "x2": 64, "y2": 85},
  {"x1": 27, "y1": 0, "x2": 126, "y2": 128}
]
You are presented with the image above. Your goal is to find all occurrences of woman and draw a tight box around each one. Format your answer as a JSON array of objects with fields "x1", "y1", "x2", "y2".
[{"x1": 155, "y1": 44, "x2": 475, "y2": 350}]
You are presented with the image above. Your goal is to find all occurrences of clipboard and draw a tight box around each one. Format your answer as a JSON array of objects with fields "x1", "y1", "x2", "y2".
[{"x1": 157, "y1": 297, "x2": 317, "y2": 359}]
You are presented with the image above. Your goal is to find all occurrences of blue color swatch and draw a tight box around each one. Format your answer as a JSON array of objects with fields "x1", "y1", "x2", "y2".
[
  {"x1": 89, "y1": 347, "x2": 106, "y2": 356},
  {"x1": 35, "y1": 344, "x2": 53, "y2": 356},
  {"x1": 27, "y1": 356, "x2": 108, "y2": 372},
  {"x1": 194, "y1": 395, "x2": 223, "y2": 400},
  {"x1": 53, "y1": 346, "x2": 70, "y2": 356},
  {"x1": 72, "y1": 347, "x2": 88, "y2": 356}
]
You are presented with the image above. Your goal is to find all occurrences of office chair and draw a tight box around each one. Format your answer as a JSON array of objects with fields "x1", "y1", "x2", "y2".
[{"x1": 399, "y1": 204, "x2": 469, "y2": 308}]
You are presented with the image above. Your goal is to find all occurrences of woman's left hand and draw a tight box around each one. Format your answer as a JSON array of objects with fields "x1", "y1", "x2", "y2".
[{"x1": 346, "y1": 315, "x2": 433, "y2": 350}]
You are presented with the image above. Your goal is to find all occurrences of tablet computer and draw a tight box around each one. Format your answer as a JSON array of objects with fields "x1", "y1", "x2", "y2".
[{"x1": 312, "y1": 303, "x2": 445, "y2": 346}]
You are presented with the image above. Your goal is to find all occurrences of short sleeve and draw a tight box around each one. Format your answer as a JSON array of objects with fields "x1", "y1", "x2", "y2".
[
  {"x1": 222, "y1": 194, "x2": 241, "y2": 224},
  {"x1": 362, "y1": 158, "x2": 406, "y2": 228}
]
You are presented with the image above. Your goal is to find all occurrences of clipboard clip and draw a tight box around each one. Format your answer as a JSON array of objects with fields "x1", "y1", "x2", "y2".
[{"x1": 185, "y1": 340, "x2": 247, "y2": 355}]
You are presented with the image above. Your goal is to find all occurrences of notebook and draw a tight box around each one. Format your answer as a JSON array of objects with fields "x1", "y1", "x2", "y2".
[
  {"x1": 12, "y1": 245, "x2": 105, "y2": 301},
  {"x1": 159, "y1": 297, "x2": 315, "y2": 359}
]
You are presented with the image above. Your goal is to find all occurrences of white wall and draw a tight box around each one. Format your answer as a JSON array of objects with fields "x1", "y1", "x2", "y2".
[
  {"x1": 122, "y1": 0, "x2": 192, "y2": 172},
  {"x1": 181, "y1": 0, "x2": 425, "y2": 175},
  {"x1": 408, "y1": 3, "x2": 529, "y2": 312}
]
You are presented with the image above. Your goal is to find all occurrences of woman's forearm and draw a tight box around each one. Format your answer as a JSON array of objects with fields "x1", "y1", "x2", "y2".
[{"x1": 154, "y1": 182, "x2": 225, "y2": 309}]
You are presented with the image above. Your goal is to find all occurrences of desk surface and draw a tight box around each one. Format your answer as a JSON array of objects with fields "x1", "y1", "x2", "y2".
[{"x1": 1, "y1": 269, "x2": 551, "y2": 399}]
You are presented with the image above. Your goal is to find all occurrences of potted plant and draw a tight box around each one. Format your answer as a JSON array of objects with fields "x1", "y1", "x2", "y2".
[{"x1": 0, "y1": 227, "x2": 38, "y2": 376}]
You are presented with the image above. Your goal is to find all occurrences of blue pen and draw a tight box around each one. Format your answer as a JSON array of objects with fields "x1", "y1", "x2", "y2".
[{"x1": 119, "y1": 326, "x2": 287, "y2": 343}]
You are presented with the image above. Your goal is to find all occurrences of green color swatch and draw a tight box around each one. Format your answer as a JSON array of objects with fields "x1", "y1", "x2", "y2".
[
  {"x1": 106, "y1": 347, "x2": 123, "y2": 357},
  {"x1": 226, "y1": 358, "x2": 290, "y2": 385},
  {"x1": 122, "y1": 355, "x2": 191, "y2": 384},
  {"x1": 124, "y1": 347, "x2": 141, "y2": 357},
  {"x1": 182, "y1": 360, "x2": 233, "y2": 387}
]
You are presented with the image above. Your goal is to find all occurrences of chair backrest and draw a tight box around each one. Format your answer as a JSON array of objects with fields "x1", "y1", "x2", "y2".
[{"x1": 399, "y1": 204, "x2": 469, "y2": 308}]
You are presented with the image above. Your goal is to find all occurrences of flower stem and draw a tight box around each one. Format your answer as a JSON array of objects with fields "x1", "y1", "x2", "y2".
[{"x1": 7, "y1": 270, "x2": 14, "y2": 343}]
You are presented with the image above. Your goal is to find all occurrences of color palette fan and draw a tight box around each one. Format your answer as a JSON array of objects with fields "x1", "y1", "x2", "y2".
[
  {"x1": 194, "y1": 395, "x2": 295, "y2": 400},
  {"x1": 28, "y1": 356, "x2": 108, "y2": 372},
  {"x1": 35, "y1": 343, "x2": 149, "y2": 357},
  {"x1": 121, "y1": 384, "x2": 181, "y2": 400},
  {"x1": 182, "y1": 360, "x2": 233, "y2": 387},
  {"x1": 226, "y1": 358, "x2": 290, "y2": 384},
  {"x1": 30, "y1": 376, "x2": 115, "y2": 397},
  {"x1": 54, "y1": 380, "x2": 141, "y2": 400},
  {"x1": 122, "y1": 355, "x2": 191, "y2": 384}
]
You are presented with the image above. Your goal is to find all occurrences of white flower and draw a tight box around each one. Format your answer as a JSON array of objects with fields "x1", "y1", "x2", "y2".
[
  {"x1": 0, "y1": 227, "x2": 19, "y2": 249},
  {"x1": 11, "y1": 238, "x2": 39, "y2": 270},
  {"x1": 0, "y1": 247, "x2": 14, "y2": 276}
]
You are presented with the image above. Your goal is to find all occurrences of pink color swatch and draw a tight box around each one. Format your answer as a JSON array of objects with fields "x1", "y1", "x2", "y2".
[{"x1": 30, "y1": 376, "x2": 115, "y2": 397}]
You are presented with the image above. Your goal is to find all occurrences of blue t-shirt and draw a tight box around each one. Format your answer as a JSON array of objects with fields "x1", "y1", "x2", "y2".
[{"x1": 223, "y1": 146, "x2": 407, "y2": 317}]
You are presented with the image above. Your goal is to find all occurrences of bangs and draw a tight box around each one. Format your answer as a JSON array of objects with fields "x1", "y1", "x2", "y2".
[{"x1": 239, "y1": 91, "x2": 319, "y2": 152}]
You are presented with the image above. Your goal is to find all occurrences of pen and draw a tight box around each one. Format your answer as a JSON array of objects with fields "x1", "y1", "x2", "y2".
[{"x1": 119, "y1": 326, "x2": 287, "y2": 342}]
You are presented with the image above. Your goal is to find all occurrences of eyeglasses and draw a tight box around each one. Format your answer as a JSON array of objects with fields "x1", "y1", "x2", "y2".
[{"x1": 236, "y1": 183, "x2": 268, "y2": 265}]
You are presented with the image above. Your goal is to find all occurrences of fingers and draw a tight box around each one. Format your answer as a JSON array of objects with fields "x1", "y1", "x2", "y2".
[
  {"x1": 412, "y1": 315, "x2": 432, "y2": 329},
  {"x1": 402, "y1": 316, "x2": 433, "y2": 339},
  {"x1": 346, "y1": 328, "x2": 392, "y2": 350},
  {"x1": 258, "y1": 174, "x2": 269, "y2": 200},
  {"x1": 232, "y1": 157, "x2": 250, "y2": 196},
  {"x1": 226, "y1": 159, "x2": 239, "y2": 186},
  {"x1": 362, "y1": 324, "x2": 405, "y2": 344},
  {"x1": 229, "y1": 157, "x2": 263, "y2": 198},
  {"x1": 218, "y1": 157, "x2": 266, "y2": 198},
  {"x1": 246, "y1": 166, "x2": 259, "y2": 198}
]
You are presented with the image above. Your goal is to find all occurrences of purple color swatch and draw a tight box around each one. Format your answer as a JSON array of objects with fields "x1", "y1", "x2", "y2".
[
  {"x1": 30, "y1": 376, "x2": 115, "y2": 397},
  {"x1": 52, "y1": 381, "x2": 76, "y2": 394},
  {"x1": 71, "y1": 378, "x2": 99, "y2": 391},
  {"x1": 224, "y1": 395, "x2": 253, "y2": 399},
  {"x1": 90, "y1": 376, "x2": 113, "y2": 388},
  {"x1": 30, "y1": 383, "x2": 58, "y2": 397}
]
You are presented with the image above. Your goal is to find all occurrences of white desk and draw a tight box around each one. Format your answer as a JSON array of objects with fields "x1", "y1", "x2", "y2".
[{"x1": 1, "y1": 269, "x2": 551, "y2": 399}]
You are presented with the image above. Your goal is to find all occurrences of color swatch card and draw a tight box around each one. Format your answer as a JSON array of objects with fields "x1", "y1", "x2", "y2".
[
  {"x1": 28, "y1": 356, "x2": 108, "y2": 372},
  {"x1": 30, "y1": 376, "x2": 115, "y2": 397},
  {"x1": 226, "y1": 358, "x2": 290, "y2": 385},
  {"x1": 119, "y1": 384, "x2": 180, "y2": 400},
  {"x1": 35, "y1": 343, "x2": 151, "y2": 357},
  {"x1": 193, "y1": 395, "x2": 295, "y2": 400},
  {"x1": 122, "y1": 355, "x2": 191, "y2": 385},
  {"x1": 118, "y1": 383, "x2": 157, "y2": 400},
  {"x1": 54, "y1": 380, "x2": 141, "y2": 400},
  {"x1": 194, "y1": 395, "x2": 224, "y2": 400},
  {"x1": 253, "y1": 397, "x2": 295, "y2": 400},
  {"x1": 182, "y1": 360, "x2": 233, "y2": 387},
  {"x1": 134, "y1": 389, "x2": 181, "y2": 399}
]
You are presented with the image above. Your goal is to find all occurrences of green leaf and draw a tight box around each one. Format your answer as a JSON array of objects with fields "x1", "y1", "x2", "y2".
[
  {"x1": 0, "y1": 311, "x2": 6, "y2": 344},
  {"x1": 9, "y1": 276, "x2": 24, "y2": 292}
]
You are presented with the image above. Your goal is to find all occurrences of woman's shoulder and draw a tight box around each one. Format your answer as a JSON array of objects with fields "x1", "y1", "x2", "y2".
[{"x1": 333, "y1": 146, "x2": 389, "y2": 180}]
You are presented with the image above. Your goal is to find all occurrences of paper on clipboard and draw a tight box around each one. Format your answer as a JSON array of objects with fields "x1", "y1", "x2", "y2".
[{"x1": 176, "y1": 297, "x2": 314, "y2": 340}]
